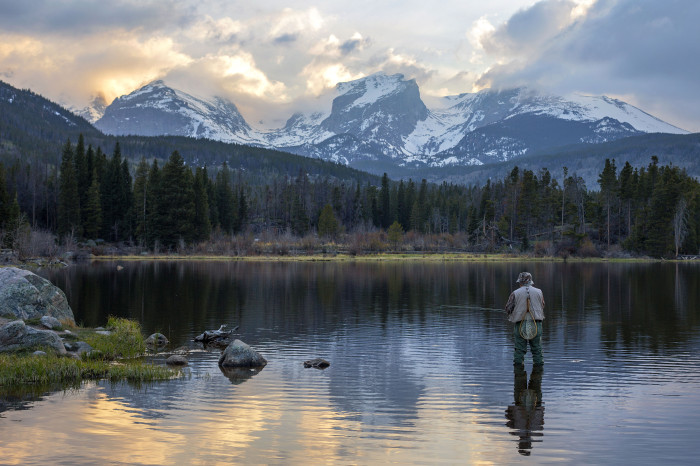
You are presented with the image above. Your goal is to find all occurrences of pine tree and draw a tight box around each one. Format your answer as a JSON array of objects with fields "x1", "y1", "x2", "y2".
[
  {"x1": 157, "y1": 151, "x2": 196, "y2": 248},
  {"x1": 216, "y1": 163, "x2": 235, "y2": 234},
  {"x1": 380, "y1": 173, "x2": 392, "y2": 228},
  {"x1": 237, "y1": 187, "x2": 248, "y2": 233},
  {"x1": 74, "y1": 134, "x2": 89, "y2": 228},
  {"x1": 58, "y1": 139, "x2": 81, "y2": 239},
  {"x1": 132, "y1": 158, "x2": 150, "y2": 244},
  {"x1": 82, "y1": 168, "x2": 102, "y2": 240},
  {"x1": 619, "y1": 161, "x2": 634, "y2": 238},
  {"x1": 598, "y1": 158, "x2": 618, "y2": 249},
  {"x1": 387, "y1": 220, "x2": 404, "y2": 249},
  {"x1": 193, "y1": 166, "x2": 212, "y2": 242},
  {"x1": 146, "y1": 160, "x2": 162, "y2": 247},
  {"x1": 317, "y1": 203, "x2": 339, "y2": 238},
  {"x1": 0, "y1": 162, "x2": 10, "y2": 228}
]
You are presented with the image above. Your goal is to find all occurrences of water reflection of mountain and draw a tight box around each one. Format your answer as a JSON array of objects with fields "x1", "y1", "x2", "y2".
[{"x1": 33, "y1": 260, "x2": 700, "y2": 421}]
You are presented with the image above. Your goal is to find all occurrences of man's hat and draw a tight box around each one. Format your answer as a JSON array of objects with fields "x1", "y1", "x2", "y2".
[{"x1": 516, "y1": 272, "x2": 533, "y2": 286}]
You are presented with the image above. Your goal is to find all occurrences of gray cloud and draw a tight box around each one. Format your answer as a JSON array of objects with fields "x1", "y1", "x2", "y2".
[
  {"x1": 339, "y1": 36, "x2": 371, "y2": 55},
  {"x1": 0, "y1": 0, "x2": 189, "y2": 36},
  {"x1": 273, "y1": 33, "x2": 299, "y2": 45},
  {"x1": 481, "y1": 0, "x2": 577, "y2": 56},
  {"x1": 478, "y1": 0, "x2": 700, "y2": 131}
]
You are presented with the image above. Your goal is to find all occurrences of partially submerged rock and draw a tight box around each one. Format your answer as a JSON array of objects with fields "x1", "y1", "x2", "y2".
[
  {"x1": 194, "y1": 325, "x2": 238, "y2": 347},
  {"x1": 145, "y1": 333, "x2": 169, "y2": 347},
  {"x1": 218, "y1": 339, "x2": 267, "y2": 368},
  {"x1": 0, "y1": 320, "x2": 67, "y2": 355},
  {"x1": 0, "y1": 267, "x2": 75, "y2": 326},
  {"x1": 166, "y1": 354, "x2": 188, "y2": 366},
  {"x1": 303, "y1": 358, "x2": 330, "y2": 369}
]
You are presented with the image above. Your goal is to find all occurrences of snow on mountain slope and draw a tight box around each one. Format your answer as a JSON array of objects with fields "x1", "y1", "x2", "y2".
[
  {"x1": 95, "y1": 81, "x2": 265, "y2": 145},
  {"x1": 94, "y1": 75, "x2": 688, "y2": 172}
]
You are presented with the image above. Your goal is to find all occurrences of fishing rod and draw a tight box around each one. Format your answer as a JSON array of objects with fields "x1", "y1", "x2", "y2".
[{"x1": 438, "y1": 304, "x2": 506, "y2": 312}]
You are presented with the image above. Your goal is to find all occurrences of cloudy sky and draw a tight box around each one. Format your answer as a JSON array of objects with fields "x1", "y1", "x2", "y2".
[{"x1": 1, "y1": 0, "x2": 698, "y2": 131}]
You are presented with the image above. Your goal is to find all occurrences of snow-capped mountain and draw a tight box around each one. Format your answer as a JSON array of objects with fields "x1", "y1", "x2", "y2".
[
  {"x1": 95, "y1": 81, "x2": 262, "y2": 144},
  {"x1": 94, "y1": 74, "x2": 688, "y2": 172},
  {"x1": 71, "y1": 95, "x2": 107, "y2": 123}
]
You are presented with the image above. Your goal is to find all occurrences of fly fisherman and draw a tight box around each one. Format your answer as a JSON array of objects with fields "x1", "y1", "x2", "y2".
[{"x1": 505, "y1": 272, "x2": 545, "y2": 367}]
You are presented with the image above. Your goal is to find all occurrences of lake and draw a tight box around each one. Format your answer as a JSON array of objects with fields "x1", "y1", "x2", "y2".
[{"x1": 2, "y1": 260, "x2": 700, "y2": 464}]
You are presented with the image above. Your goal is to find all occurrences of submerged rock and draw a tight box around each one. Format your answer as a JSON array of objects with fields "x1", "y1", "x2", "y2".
[
  {"x1": 0, "y1": 267, "x2": 75, "y2": 326},
  {"x1": 166, "y1": 354, "x2": 188, "y2": 366},
  {"x1": 145, "y1": 333, "x2": 169, "y2": 347},
  {"x1": 0, "y1": 320, "x2": 67, "y2": 354},
  {"x1": 218, "y1": 339, "x2": 267, "y2": 368},
  {"x1": 194, "y1": 325, "x2": 238, "y2": 347},
  {"x1": 303, "y1": 358, "x2": 330, "y2": 369}
]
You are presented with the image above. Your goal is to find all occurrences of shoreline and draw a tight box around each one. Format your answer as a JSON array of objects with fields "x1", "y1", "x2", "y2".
[{"x1": 88, "y1": 252, "x2": 671, "y2": 263}]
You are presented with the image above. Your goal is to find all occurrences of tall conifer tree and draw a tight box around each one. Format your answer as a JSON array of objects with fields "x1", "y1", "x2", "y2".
[{"x1": 58, "y1": 139, "x2": 81, "y2": 239}]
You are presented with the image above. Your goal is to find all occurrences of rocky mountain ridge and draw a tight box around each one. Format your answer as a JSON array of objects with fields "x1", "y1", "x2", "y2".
[{"x1": 88, "y1": 73, "x2": 688, "y2": 174}]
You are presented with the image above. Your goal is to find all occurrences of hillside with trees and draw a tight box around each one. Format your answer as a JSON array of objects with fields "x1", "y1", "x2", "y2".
[{"x1": 2, "y1": 135, "x2": 698, "y2": 258}]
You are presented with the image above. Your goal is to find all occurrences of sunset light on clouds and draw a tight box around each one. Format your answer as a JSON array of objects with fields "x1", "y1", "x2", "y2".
[{"x1": 0, "y1": 0, "x2": 698, "y2": 131}]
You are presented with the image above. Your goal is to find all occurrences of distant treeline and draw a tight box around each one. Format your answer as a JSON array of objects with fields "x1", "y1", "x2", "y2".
[{"x1": 1, "y1": 134, "x2": 698, "y2": 257}]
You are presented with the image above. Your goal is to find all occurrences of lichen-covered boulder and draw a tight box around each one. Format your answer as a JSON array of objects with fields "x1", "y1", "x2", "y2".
[
  {"x1": 0, "y1": 320, "x2": 67, "y2": 354},
  {"x1": 0, "y1": 267, "x2": 75, "y2": 326},
  {"x1": 218, "y1": 339, "x2": 267, "y2": 368},
  {"x1": 40, "y1": 315, "x2": 62, "y2": 329},
  {"x1": 64, "y1": 341, "x2": 94, "y2": 356}
]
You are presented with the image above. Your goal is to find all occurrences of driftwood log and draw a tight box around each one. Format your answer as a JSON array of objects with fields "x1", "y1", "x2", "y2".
[{"x1": 194, "y1": 324, "x2": 239, "y2": 346}]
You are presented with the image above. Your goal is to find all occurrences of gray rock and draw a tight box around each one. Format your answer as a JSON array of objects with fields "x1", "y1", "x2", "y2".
[
  {"x1": 63, "y1": 341, "x2": 94, "y2": 355},
  {"x1": 145, "y1": 333, "x2": 169, "y2": 347},
  {"x1": 0, "y1": 320, "x2": 67, "y2": 354},
  {"x1": 95, "y1": 330, "x2": 112, "y2": 336},
  {"x1": 166, "y1": 354, "x2": 188, "y2": 366},
  {"x1": 0, "y1": 267, "x2": 75, "y2": 325},
  {"x1": 194, "y1": 325, "x2": 237, "y2": 346},
  {"x1": 32, "y1": 350, "x2": 47, "y2": 356},
  {"x1": 40, "y1": 315, "x2": 62, "y2": 330},
  {"x1": 303, "y1": 358, "x2": 330, "y2": 369},
  {"x1": 218, "y1": 339, "x2": 267, "y2": 368}
]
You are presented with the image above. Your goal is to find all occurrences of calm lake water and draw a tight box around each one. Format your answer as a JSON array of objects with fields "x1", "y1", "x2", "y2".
[{"x1": 2, "y1": 260, "x2": 700, "y2": 464}]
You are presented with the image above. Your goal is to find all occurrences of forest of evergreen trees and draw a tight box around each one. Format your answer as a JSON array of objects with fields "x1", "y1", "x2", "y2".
[{"x1": 1, "y1": 134, "x2": 698, "y2": 258}]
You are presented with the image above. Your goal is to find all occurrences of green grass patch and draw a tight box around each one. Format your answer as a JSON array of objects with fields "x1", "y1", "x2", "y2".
[
  {"x1": 80, "y1": 316, "x2": 146, "y2": 360},
  {"x1": 0, "y1": 354, "x2": 177, "y2": 387},
  {"x1": 0, "y1": 317, "x2": 178, "y2": 391}
]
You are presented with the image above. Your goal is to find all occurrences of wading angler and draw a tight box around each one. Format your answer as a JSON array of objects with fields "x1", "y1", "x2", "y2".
[{"x1": 505, "y1": 272, "x2": 545, "y2": 367}]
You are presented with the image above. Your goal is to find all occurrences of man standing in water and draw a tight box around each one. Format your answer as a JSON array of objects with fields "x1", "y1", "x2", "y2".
[{"x1": 505, "y1": 272, "x2": 545, "y2": 367}]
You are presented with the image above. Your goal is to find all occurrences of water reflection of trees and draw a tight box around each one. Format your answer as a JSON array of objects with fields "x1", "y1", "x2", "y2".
[{"x1": 43, "y1": 261, "x2": 700, "y2": 352}]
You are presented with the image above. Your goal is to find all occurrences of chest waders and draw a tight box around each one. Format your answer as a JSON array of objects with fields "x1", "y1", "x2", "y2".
[{"x1": 519, "y1": 286, "x2": 538, "y2": 340}]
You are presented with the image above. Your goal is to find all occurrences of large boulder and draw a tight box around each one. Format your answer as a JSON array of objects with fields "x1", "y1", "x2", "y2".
[
  {"x1": 0, "y1": 320, "x2": 67, "y2": 354},
  {"x1": 0, "y1": 267, "x2": 75, "y2": 326},
  {"x1": 218, "y1": 339, "x2": 267, "y2": 368}
]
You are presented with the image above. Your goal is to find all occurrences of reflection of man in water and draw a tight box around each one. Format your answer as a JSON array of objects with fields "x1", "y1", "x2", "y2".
[{"x1": 505, "y1": 366, "x2": 544, "y2": 456}]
